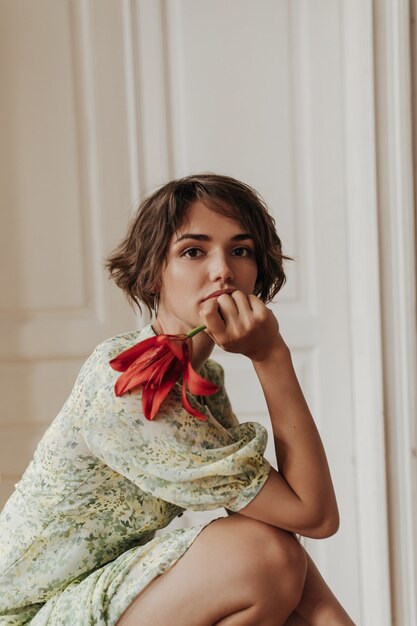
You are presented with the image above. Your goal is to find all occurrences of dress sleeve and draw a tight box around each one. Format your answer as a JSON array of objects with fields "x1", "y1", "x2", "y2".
[
  {"x1": 80, "y1": 344, "x2": 271, "y2": 513},
  {"x1": 202, "y1": 360, "x2": 240, "y2": 430}
]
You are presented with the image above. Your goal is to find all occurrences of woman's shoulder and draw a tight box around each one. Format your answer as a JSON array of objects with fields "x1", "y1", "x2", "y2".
[
  {"x1": 93, "y1": 324, "x2": 155, "y2": 360},
  {"x1": 72, "y1": 325, "x2": 155, "y2": 388},
  {"x1": 89, "y1": 327, "x2": 227, "y2": 392},
  {"x1": 201, "y1": 358, "x2": 225, "y2": 386}
]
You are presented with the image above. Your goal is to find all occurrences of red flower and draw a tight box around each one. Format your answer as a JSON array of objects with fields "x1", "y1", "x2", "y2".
[{"x1": 109, "y1": 325, "x2": 219, "y2": 421}]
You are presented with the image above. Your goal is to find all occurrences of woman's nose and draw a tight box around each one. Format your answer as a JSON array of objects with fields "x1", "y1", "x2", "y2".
[{"x1": 209, "y1": 252, "x2": 234, "y2": 283}]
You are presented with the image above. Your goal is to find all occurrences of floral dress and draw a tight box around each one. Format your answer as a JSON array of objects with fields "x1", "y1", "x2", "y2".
[{"x1": 0, "y1": 324, "x2": 271, "y2": 625}]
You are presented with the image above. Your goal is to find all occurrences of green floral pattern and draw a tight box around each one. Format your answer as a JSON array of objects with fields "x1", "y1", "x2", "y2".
[{"x1": 0, "y1": 324, "x2": 271, "y2": 625}]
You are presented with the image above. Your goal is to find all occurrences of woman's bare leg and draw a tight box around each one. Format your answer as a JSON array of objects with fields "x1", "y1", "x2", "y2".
[
  {"x1": 117, "y1": 515, "x2": 307, "y2": 626},
  {"x1": 284, "y1": 548, "x2": 356, "y2": 626}
]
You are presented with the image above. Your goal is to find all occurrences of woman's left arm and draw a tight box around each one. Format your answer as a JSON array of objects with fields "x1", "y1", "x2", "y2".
[
  {"x1": 250, "y1": 337, "x2": 339, "y2": 536},
  {"x1": 200, "y1": 290, "x2": 339, "y2": 538}
]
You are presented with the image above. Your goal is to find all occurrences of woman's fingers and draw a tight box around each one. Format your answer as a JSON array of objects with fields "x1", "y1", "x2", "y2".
[
  {"x1": 247, "y1": 293, "x2": 268, "y2": 318},
  {"x1": 228, "y1": 290, "x2": 255, "y2": 316},
  {"x1": 199, "y1": 291, "x2": 250, "y2": 339},
  {"x1": 217, "y1": 291, "x2": 268, "y2": 328},
  {"x1": 218, "y1": 291, "x2": 256, "y2": 335},
  {"x1": 199, "y1": 297, "x2": 227, "y2": 337},
  {"x1": 199, "y1": 290, "x2": 278, "y2": 358},
  {"x1": 216, "y1": 293, "x2": 241, "y2": 329}
]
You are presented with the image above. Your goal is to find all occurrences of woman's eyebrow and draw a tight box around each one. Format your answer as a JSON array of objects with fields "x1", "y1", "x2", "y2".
[{"x1": 174, "y1": 233, "x2": 255, "y2": 245}]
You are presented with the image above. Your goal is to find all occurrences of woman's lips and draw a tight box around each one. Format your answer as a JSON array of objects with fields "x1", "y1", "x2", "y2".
[{"x1": 202, "y1": 288, "x2": 236, "y2": 302}]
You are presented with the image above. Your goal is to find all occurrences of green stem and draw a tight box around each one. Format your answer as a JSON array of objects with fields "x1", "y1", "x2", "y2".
[{"x1": 186, "y1": 324, "x2": 207, "y2": 338}]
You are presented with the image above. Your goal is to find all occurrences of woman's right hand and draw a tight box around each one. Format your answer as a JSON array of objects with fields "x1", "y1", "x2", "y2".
[{"x1": 198, "y1": 290, "x2": 285, "y2": 362}]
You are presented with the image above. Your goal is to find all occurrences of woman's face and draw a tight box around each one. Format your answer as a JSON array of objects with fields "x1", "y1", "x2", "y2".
[{"x1": 155, "y1": 200, "x2": 258, "y2": 334}]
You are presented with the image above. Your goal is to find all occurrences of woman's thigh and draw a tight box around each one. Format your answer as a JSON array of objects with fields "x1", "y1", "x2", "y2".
[{"x1": 117, "y1": 514, "x2": 307, "y2": 626}]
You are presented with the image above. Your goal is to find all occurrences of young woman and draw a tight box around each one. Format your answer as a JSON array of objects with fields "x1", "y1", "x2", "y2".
[{"x1": 0, "y1": 174, "x2": 355, "y2": 625}]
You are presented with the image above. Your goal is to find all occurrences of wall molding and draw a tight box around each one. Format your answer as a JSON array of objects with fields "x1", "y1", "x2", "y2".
[
  {"x1": 340, "y1": 0, "x2": 392, "y2": 623},
  {"x1": 372, "y1": 0, "x2": 417, "y2": 624},
  {"x1": 121, "y1": 0, "x2": 142, "y2": 208},
  {"x1": 69, "y1": 0, "x2": 105, "y2": 322}
]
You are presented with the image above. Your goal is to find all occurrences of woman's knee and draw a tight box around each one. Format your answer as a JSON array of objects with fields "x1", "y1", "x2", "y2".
[
  {"x1": 117, "y1": 516, "x2": 307, "y2": 626},
  {"x1": 217, "y1": 516, "x2": 306, "y2": 597},
  {"x1": 265, "y1": 527, "x2": 306, "y2": 601},
  {"x1": 231, "y1": 516, "x2": 306, "y2": 600}
]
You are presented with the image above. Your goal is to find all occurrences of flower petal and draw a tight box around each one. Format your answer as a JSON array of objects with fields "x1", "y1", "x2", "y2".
[
  {"x1": 110, "y1": 328, "x2": 218, "y2": 422},
  {"x1": 109, "y1": 336, "x2": 165, "y2": 371},
  {"x1": 151, "y1": 352, "x2": 179, "y2": 386},
  {"x1": 165, "y1": 337, "x2": 189, "y2": 362},
  {"x1": 142, "y1": 375, "x2": 179, "y2": 420},
  {"x1": 181, "y1": 381, "x2": 208, "y2": 421},
  {"x1": 114, "y1": 361, "x2": 160, "y2": 395},
  {"x1": 113, "y1": 346, "x2": 178, "y2": 396},
  {"x1": 185, "y1": 362, "x2": 219, "y2": 396}
]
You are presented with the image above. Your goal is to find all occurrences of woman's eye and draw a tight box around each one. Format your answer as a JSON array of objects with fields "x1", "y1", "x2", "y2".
[
  {"x1": 181, "y1": 246, "x2": 252, "y2": 259},
  {"x1": 181, "y1": 248, "x2": 203, "y2": 258},
  {"x1": 232, "y1": 247, "x2": 252, "y2": 257}
]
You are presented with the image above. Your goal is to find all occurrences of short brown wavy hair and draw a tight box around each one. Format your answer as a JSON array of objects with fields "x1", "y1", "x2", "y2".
[{"x1": 105, "y1": 173, "x2": 293, "y2": 317}]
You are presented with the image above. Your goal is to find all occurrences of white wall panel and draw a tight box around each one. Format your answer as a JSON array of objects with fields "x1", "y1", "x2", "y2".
[
  {"x1": 0, "y1": 0, "x2": 137, "y2": 508},
  {"x1": 0, "y1": 2, "x2": 85, "y2": 314},
  {"x1": 0, "y1": 359, "x2": 84, "y2": 424}
]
